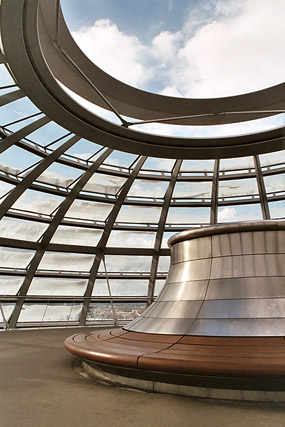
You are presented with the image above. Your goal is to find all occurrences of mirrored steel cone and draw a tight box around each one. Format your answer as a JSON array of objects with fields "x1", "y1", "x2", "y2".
[{"x1": 125, "y1": 220, "x2": 285, "y2": 336}]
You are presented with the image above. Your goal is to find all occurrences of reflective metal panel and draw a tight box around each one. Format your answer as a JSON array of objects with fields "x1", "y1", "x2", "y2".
[
  {"x1": 171, "y1": 237, "x2": 211, "y2": 263},
  {"x1": 212, "y1": 230, "x2": 285, "y2": 257},
  {"x1": 205, "y1": 277, "x2": 285, "y2": 300},
  {"x1": 158, "y1": 280, "x2": 208, "y2": 301},
  {"x1": 198, "y1": 298, "x2": 285, "y2": 319},
  {"x1": 166, "y1": 259, "x2": 211, "y2": 283},
  {"x1": 126, "y1": 317, "x2": 192, "y2": 335},
  {"x1": 125, "y1": 221, "x2": 285, "y2": 336},
  {"x1": 142, "y1": 300, "x2": 202, "y2": 319},
  {"x1": 211, "y1": 254, "x2": 285, "y2": 279},
  {"x1": 186, "y1": 319, "x2": 285, "y2": 336}
]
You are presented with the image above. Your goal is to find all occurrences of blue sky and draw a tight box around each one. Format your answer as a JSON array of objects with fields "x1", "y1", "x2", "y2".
[
  {"x1": 61, "y1": 0, "x2": 285, "y2": 97},
  {"x1": 61, "y1": 0, "x2": 194, "y2": 42}
]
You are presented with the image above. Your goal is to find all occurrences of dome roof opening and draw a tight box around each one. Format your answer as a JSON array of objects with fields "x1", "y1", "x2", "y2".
[
  {"x1": 61, "y1": 0, "x2": 285, "y2": 98},
  {"x1": 0, "y1": 0, "x2": 284, "y2": 331}
]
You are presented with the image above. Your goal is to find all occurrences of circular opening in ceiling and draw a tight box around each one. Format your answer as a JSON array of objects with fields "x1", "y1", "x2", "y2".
[{"x1": 61, "y1": 0, "x2": 285, "y2": 98}]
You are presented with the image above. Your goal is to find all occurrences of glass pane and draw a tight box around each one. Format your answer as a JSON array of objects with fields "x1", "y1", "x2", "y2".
[
  {"x1": 102, "y1": 255, "x2": 152, "y2": 272},
  {"x1": 219, "y1": 178, "x2": 258, "y2": 198},
  {"x1": 259, "y1": 150, "x2": 285, "y2": 167},
  {"x1": 0, "y1": 145, "x2": 41, "y2": 175},
  {"x1": 66, "y1": 200, "x2": 113, "y2": 221},
  {"x1": 154, "y1": 279, "x2": 166, "y2": 297},
  {"x1": 82, "y1": 172, "x2": 126, "y2": 194},
  {"x1": 37, "y1": 163, "x2": 82, "y2": 187},
  {"x1": 38, "y1": 133, "x2": 73, "y2": 150},
  {"x1": 157, "y1": 256, "x2": 170, "y2": 272},
  {"x1": 269, "y1": 200, "x2": 285, "y2": 219},
  {"x1": 218, "y1": 204, "x2": 262, "y2": 222},
  {"x1": 128, "y1": 179, "x2": 168, "y2": 198},
  {"x1": 220, "y1": 156, "x2": 254, "y2": 171},
  {"x1": 65, "y1": 139, "x2": 102, "y2": 160},
  {"x1": 0, "y1": 276, "x2": 23, "y2": 295},
  {"x1": 114, "y1": 302, "x2": 146, "y2": 320},
  {"x1": 86, "y1": 302, "x2": 114, "y2": 321},
  {"x1": 50, "y1": 225, "x2": 103, "y2": 246},
  {"x1": 18, "y1": 303, "x2": 46, "y2": 322},
  {"x1": 142, "y1": 157, "x2": 175, "y2": 171},
  {"x1": 28, "y1": 122, "x2": 67, "y2": 145},
  {"x1": 264, "y1": 174, "x2": 285, "y2": 194},
  {"x1": 17, "y1": 302, "x2": 82, "y2": 323},
  {"x1": 107, "y1": 230, "x2": 156, "y2": 248},
  {"x1": 1, "y1": 96, "x2": 40, "y2": 125},
  {"x1": 162, "y1": 231, "x2": 177, "y2": 248},
  {"x1": 28, "y1": 278, "x2": 88, "y2": 296},
  {"x1": 0, "y1": 217, "x2": 48, "y2": 241},
  {"x1": 181, "y1": 159, "x2": 214, "y2": 172},
  {"x1": 0, "y1": 247, "x2": 35, "y2": 269},
  {"x1": 11, "y1": 189, "x2": 64, "y2": 215},
  {"x1": 1, "y1": 303, "x2": 15, "y2": 322},
  {"x1": 116, "y1": 205, "x2": 161, "y2": 223},
  {"x1": 92, "y1": 279, "x2": 149, "y2": 296},
  {"x1": 91, "y1": 279, "x2": 109, "y2": 296},
  {"x1": 6, "y1": 115, "x2": 43, "y2": 132},
  {"x1": 167, "y1": 207, "x2": 210, "y2": 224},
  {"x1": 104, "y1": 150, "x2": 137, "y2": 168},
  {"x1": 43, "y1": 303, "x2": 82, "y2": 322},
  {"x1": 38, "y1": 251, "x2": 95, "y2": 271},
  {"x1": 172, "y1": 181, "x2": 212, "y2": 198},
  {"x1": 0, "y1": 181, "x2": 14, "y2": 199}
]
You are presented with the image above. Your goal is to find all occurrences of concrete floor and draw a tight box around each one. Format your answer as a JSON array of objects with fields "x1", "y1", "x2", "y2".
[{"x1": 0, "y1": 328, "x2": 284, "y2": 427}]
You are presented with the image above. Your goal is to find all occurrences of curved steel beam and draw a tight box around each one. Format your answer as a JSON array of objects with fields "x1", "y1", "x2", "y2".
[
  {"x1": 80, "y1": 156, "x2": 147, "y2": 325},
  {"x1": 0, "y1": 135, "x2": 80, "y2": 219},
  {"x1": 146, "y1": 160, "x2": 182, "y2": 306},
  {"x1": 1, "y1": 0, "x2": 284, "y2": 159},
  {"x1": 8, "y1": 147, "x2": 112, "y2": 328},
  {"x1": 40, "y1": 1, "x2": 285, "y2": 125},
  {"x1": 0, "y1": 89, "x2": 25, "y2": 107},
  {"x1": 0, "y1": 116, "x2": 50, "y2": 155}
]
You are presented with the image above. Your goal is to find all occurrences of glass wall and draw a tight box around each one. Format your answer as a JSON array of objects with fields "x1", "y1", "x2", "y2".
[{"x1": 1, "y1": 63, "x2": 284, "y2": 328}]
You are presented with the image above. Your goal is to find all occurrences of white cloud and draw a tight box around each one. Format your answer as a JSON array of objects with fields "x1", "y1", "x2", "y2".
[
  {"x1": 176, "y1": 0, "x2": 285, "y2": 97},
  {"x1": 151, "y1": 31, "x2": 181, "y2": 64},
  {"x1": 218, "y1": 206, "x2": 236, "y2": 221},
  {"x1": 72, "y1": 19, "x2": 152, "y2": 87},
  {"x1": 159, "y1": 85, "x2": 183, "y2": 97},
  {"x1": 218, "y1": 206, "x2": 262, "y2": 222},
  {"x1": 62, "y1": 0, "x2": 285, "y2": 142},
  {"x1": 71, "y1": 0, "x2": 285, "y2": 98},
  {"x1": 108, "y1": 230, "x2": 155, "y2": 248}
]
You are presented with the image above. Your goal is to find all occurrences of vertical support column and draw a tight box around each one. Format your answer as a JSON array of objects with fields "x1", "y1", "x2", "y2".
[
  {"x1": 210, "y1": 159, "x2": 220, "y2": 225},
  {"x1": 79, "y1": 156, "x2": 147, "y2": 325},
  {"x1": 8, "y1": 148, "x2": 112, "y2": 328},
  {"x1": 254, "y1": 155, "x2": 270, "y2": 219},
  {"x1": 146, "y1": 159, "x2": 182, "y2": 307}
]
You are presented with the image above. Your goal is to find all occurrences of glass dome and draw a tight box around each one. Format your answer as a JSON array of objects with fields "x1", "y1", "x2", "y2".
[{"x1": 0, "y1": 0, "x2": 284, "y2": 329}]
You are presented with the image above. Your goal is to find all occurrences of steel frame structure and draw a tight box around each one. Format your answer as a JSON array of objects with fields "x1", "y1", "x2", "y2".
[{"x1": 0, "y1": 0, "x2": 284, "y2": 329}]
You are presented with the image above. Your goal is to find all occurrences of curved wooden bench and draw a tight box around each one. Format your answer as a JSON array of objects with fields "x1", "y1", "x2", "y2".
[{"x1": 64, "y1": 328, "x2": 285, "y2": 377}]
